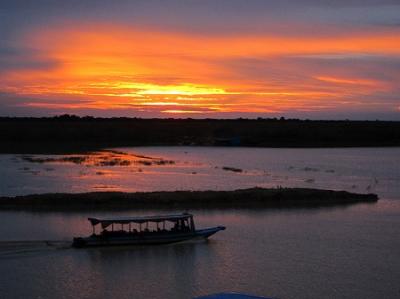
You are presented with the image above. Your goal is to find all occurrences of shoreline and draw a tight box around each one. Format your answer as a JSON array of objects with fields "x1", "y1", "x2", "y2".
[
  {"x1": 1, "y1": 118, "x2": 399, "y2": 153},
  {"x1": 0, "y1": 188, "x2": 379, "y2": 211}
]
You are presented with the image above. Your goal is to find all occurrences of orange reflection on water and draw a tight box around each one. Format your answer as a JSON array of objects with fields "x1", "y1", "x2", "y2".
[{"x1": 22, "y1": 150, "x2": 175, "y2": 167}]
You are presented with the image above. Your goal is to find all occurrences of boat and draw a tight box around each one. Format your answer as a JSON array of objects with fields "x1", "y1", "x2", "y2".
[{"x1": 72, "y1": 213, "x2": 225, "y2": 248}]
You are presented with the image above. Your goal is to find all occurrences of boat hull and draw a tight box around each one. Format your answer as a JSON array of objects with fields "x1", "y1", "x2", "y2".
[{"x1": 73, "y1": 226, "x2": 225, "y2": 248}]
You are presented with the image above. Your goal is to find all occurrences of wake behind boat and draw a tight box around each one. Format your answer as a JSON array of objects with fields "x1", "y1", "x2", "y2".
[{"x1": 72, "y1": 213, "x2": 225, "y2": 248}]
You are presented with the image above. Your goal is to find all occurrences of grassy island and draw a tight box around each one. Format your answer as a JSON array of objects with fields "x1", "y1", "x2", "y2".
[{"x1": 0, "y1": 188, "x2": 378, "y2": 210}]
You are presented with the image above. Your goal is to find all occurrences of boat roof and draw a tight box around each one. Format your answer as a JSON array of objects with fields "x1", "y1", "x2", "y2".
[{"x1": 88, "y1": 213, "x2": 193, "y2": 226}]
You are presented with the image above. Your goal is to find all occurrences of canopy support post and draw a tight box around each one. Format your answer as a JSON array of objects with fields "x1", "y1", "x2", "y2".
[{"x1": 190, "y1": 216, "x2": 195, "y2": 231}]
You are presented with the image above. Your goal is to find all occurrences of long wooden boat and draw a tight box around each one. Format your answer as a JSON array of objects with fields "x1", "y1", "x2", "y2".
[{"x1": 72, "y1": 213, "x2": 225, "y2": 248}]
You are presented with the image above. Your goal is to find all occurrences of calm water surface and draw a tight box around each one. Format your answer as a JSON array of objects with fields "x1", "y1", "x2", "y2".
[
  {"x1": 0, "y1": 147, "x2": 399, "y2": 299},
  {"x1": 0, "y1": 147, "x2": 399, "y2": 198}
]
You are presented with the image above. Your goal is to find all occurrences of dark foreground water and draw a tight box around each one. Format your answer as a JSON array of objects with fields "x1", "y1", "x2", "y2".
[
  {"x1": 0, "y1": 200, "x2": 399, "y2": 299},
  {"x1": 0, "y1": 147, "x2": 399, "y2": 298}
]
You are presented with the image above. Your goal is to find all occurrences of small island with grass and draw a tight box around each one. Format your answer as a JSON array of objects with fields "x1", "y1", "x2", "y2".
[{"x1": 0, "y1": 187, "x2": 378, "y2": 210}]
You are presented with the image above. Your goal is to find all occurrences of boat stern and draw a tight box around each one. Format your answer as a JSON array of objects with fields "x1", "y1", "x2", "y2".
[{"x1": 72, "y1": 237, "x2": 87, "y2": 248}]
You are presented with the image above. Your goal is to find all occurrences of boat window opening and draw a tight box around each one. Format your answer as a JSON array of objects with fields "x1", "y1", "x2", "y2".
[{"x1": 87, "y1": 214, "x2": 201, "y2": 236}]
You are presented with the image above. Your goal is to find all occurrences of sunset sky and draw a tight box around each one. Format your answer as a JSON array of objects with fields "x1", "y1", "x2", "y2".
[{"x1": 1, "y1": 0, "x2": 400, "y2": 119}]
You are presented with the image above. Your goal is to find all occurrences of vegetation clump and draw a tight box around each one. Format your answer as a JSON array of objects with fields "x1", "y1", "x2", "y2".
[
  {"x1": 222, "y1": 166, "x2": 243, "y2": 173},
  {"x1": 19, "y1": 150, "x2": 176, "y2": 167}
]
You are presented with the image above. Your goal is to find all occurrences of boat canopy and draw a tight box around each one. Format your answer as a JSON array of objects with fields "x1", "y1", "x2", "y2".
[{"x1": 88, "y1": 213, "x2": 193, "y2": 228}]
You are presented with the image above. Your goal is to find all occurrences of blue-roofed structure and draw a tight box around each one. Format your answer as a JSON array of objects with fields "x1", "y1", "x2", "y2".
[{"x1": 194, "y1": 293, "x2": 274, "y2": 299}]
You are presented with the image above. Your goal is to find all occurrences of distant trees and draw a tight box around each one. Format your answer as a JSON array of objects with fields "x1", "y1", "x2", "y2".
[{"x1": 0, "y1": 117, "x2": 399, "y2": 152}]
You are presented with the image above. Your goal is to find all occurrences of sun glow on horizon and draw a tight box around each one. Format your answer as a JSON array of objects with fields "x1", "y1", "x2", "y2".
[{"x1": 1, "y1": 24, "x2": 400, "y2": 116}]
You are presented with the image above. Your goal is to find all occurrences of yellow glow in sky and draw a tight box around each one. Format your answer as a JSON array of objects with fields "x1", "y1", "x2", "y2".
[{"x1": 1, "y1": 24, "x2": 399, "y2": 116}]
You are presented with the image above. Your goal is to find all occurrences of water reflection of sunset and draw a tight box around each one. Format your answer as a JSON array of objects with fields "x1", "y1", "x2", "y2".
[
  {"x1": 4, "y1": 147, "x2": 397, "y2": 198},
  {"x1": 21, "y1": 150, "x2": 175, "y2": 167}
]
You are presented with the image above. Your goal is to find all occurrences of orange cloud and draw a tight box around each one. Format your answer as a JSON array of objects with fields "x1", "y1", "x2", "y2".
[
  {"x1": 315, "y1": 76, "x2": 381, "y2": 86},
  {"x1": 1, "y1": 24, "x2": 399, "y2": 115}
]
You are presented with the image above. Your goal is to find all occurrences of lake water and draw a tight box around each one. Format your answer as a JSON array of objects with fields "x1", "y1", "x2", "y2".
[
  {"x1": 1, "y1": 147, "x2": 399, "y2": 198},
  {"x1": 0, "y1": 147, "x2": 399, "y2": 299}
]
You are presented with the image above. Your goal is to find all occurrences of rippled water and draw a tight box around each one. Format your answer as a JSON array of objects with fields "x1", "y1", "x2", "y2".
[
  {"x1": 0, "y1": 147, "x2": 399, "y2": 298},
  {"x1": 1, "y1": 202, "x2": 400, "y2": 299}
]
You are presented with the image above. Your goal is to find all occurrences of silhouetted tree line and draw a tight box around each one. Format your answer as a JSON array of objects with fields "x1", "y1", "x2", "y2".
[{"x1": 0, "y1": 115, "x2": 399, "y2": 152}]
